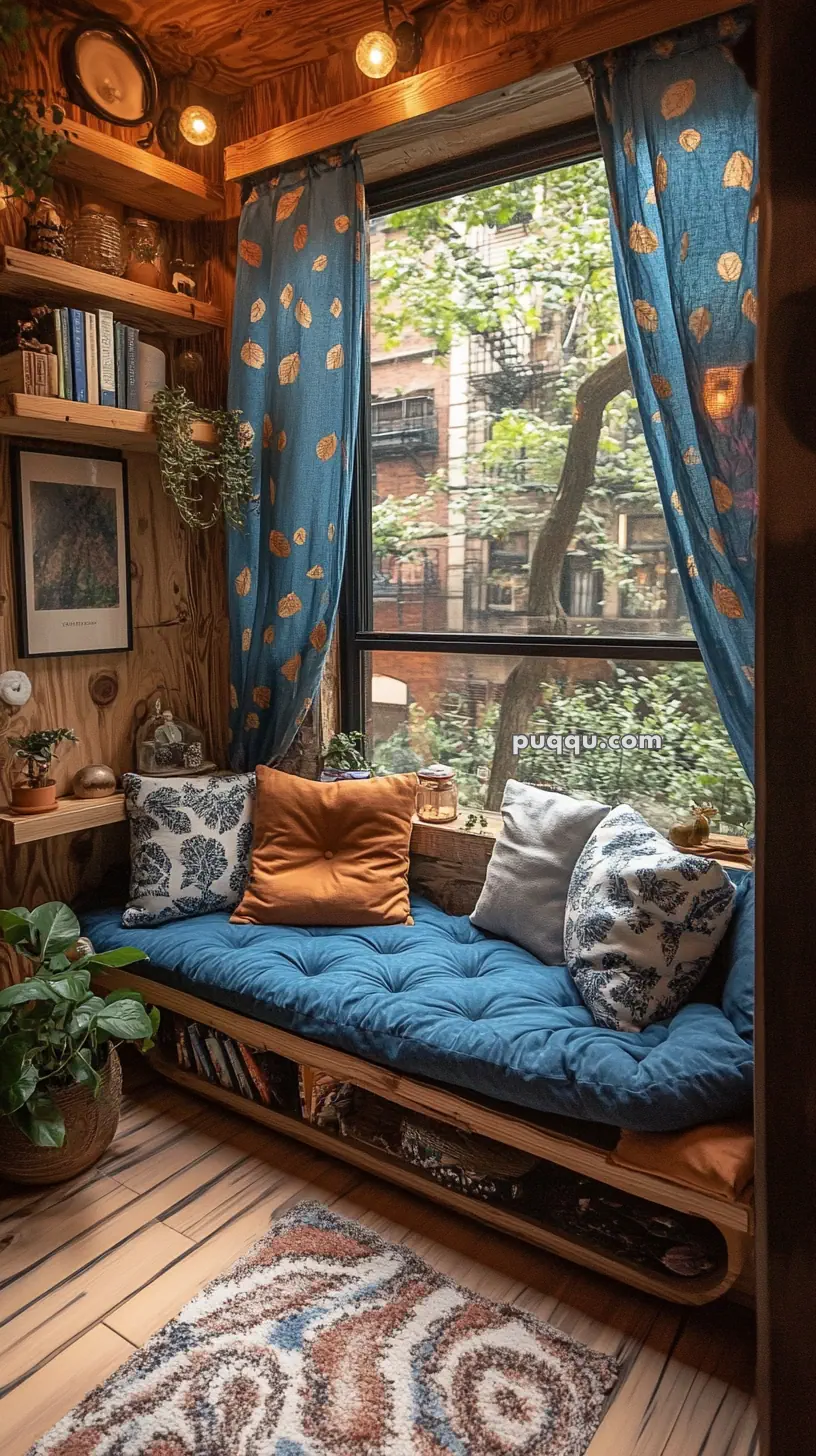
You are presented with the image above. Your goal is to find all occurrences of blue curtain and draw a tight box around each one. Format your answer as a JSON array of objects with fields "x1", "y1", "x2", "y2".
[
  {"x1": 586, "y1": 11, "x2": 757, "y2": 780},
  {"x1": 227, "y1": 147, "x2": 365, "y2": 770}
]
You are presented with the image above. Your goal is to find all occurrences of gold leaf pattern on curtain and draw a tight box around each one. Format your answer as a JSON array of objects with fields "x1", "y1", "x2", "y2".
[
  {"x1": 723, "y1": 150, "x2": 754, "y2": 190},
  {"x1": 688, "y1": 306, "x2": 711, "y2": 341},
  {"x1": 235, "y1": 566, "x2": 252, "y2": 596},
  {"x1": 277, "y1": 430, "x2": 287, "y2": 450},
  {"x1": 655, "y1": 153, "x2": 668, "y2": 192},
  {"x1": 250, "y1": 299, "x2": 266, "y2": 322},
  {"x1": 330, "y1": 297, "x2": 343, "y2": 317},
  {"x1": 709, "y1": 526, "x2": 726, "y2": 554},
  {"x1": 278, "y1": 593, "x2": 303, "y2": 618},
  {"x1": 713, "y1": 581, "x2": 744, "y2": 618},
  {"x1": 294, "y1": 224, "x2": 308, "y2": 251},
  {"x1": 651, "y1": 373, "x2": 672, "y2": 398},
  {"x1": 310, "y1": 621, "x2": 328, "y2": 651},
  {"x1": 312, "y1": 255, "x2": 328, "y2": 272},
  {"x1": 230, "y1": 684, "x2": 239, "y2": 709},
  {"x1": 671, "y1": 490, "x2": 683, "y2": 514},
  {"x1": 623, "y1": 128, "x2": 636, "y2": 164},
  {"x1": 652, "y1": 37, "x2": 674, "y2": 57},
  {"x1": 687, "y1": 555, "x2": 698, "y2": 577},
  {"x1": 327, "y1": 523, "x2": 336, "y2": 541},
  {"x1": 269, "y1": 531, "x2": 291, "y2": 557},
  {"x1": 711, "y1": 477, "x2": 733, "y2": 511},
  {"x1": 241, "y1": 627, "x2": 252, "y2": 651},
  {"x1": 356, "y1": 181, "x2": 365, "y2": 210},
  {"x1": 295, "y1": 298, "x2": 312, "y2": 328},
  {"x1": 334, "y1": 215, "x2": 350, "y2": 233},
  {"x1": 241, "y1": 340, "x2": 265, "y2": 368},
  {"x1": 276, "y1": 186, "x2": 304, "y2": 220},
  {"x1": 316, "y1": 433, "x2": 338, "y2": 460},
  {"x1": 252, "y1": 686, "x2": 271, "y2": 709},
  {"x1": 263, "y1": 414, "x2": 273, "y2": 447},
  {"x1": 748, "y1": 195, "x2": 759, "y2": 223},
  {"x1": 683, "y1": 447, "x2": 701, "y2": 465},
  {"x1": 281, "y1": 653, "x2": 301, "y2": 681},
  {"x1": 293, "y1": 527, "x2": 307, "y2": 545},
  {"x1": 245, "y1": 712, "x2": 260, "y2": 730},
  {"x1": 634, "y1": 299, "x2": 658, "y2": 331},
  {"x1": 326, "y1": 343, "x2": 345, "y2": 369},
  {"x1": 263, "y1": 625, "x2": 275, "y2": 645},
  {"x1": 679, "y1": 128, "x2": 702, "y2": 152},
  {"x1": 306, "y1": 565, "x2": 324, "y2": 579},
  {"x1": 644, "y1": 185, "x2": 656, "y2": 205},
  {"x1": 629, "y1": 221, "x2": 658, "y2": 253},
  {"x1": 239, "y1": 239, "x2": 262, "y2": 267},
  {"x1": 278, "y1": 352, "x2": 301, "y2": 384},
  {"x1": 680, "y1": 231, "x2": 690, "y2": 262},
  {"x1": 742, "y1": 665, "x2": 755, "y2": 686},
  {"x1": 269, "y1": 478, "x2": 276, "y2": 505},
  {"x1": 741, "y1": 289, "x2": 757, "y2": 323},
  {"x1": 717, "y1": 251, "x2": 742, "y2": 281},
  {"x1": 660, "y1": 79, "x2": 696, "y2": 118},
  {"x1": 280, "y1": 283, "x2": 294, "y2": 308}
]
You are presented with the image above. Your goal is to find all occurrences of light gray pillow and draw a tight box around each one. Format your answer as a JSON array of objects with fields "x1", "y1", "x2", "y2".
[{"x1": 470, "y1": 781, "x2": 609, "y2": 964}]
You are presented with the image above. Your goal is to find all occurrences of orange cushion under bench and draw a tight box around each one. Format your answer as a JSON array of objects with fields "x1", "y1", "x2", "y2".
[
  {"x1": 232, "y1": 767, "x2": 417, "y2": 927},
  {"x1": 609, "y1": 1121, "x2": 754, "y2": 1201}
]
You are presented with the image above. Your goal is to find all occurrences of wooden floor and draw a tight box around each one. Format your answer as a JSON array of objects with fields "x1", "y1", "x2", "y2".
[{"x1": 0, "y1": 1061, "x2": 758, "y2": 1456}]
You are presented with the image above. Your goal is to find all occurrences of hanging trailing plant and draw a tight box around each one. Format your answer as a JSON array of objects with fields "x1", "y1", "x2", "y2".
[
  {"x1": 152, "y1": 386, "x2": 255, "y2": 530},
  {"x1": 0, "y1": 4, "x2": 66, "y2": 204}
]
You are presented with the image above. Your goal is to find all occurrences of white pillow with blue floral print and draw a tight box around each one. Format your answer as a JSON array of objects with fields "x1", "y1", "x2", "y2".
[
  {"x1": 564, "y1": 805, "x2": 736, "y2": 1032},
  {"x1": 122, "y1": 772, "x2": 255, "y2": 928}
]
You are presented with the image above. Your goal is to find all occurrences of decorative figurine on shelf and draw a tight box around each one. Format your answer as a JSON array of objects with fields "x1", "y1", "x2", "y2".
[
  {"x1": 25, "y1": 196, "x2": 67, "y2": 258},
  {"x1": 7, "y1": 727, "x2": 77, "y2": 814},
  {"x1": 136, "y1": 698, "x2": 211, "y2": 777},
  {"x1": 72, "y1": 764, "x2": 117, "y2": 799},
  {"x1": 669, "y1": 804, "x2": 717, "y2": 850},
  {"x1": 170, "y1": 255, "x2": 199, "y2": 298}
]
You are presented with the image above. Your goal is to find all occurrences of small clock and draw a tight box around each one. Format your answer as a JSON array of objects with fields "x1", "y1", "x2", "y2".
[{"x1": 61, "y1": 19, "x2": 157, "y2": 128}]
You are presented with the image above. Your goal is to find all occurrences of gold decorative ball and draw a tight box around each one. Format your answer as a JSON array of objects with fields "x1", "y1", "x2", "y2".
[{"x1": 73, "y1": 764, "x2": 117, "y2": 799}]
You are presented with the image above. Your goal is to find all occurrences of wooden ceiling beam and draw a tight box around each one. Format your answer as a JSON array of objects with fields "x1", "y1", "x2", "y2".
[{"x1": 225, "y1": 0, "x2": 735, "y2": 180}]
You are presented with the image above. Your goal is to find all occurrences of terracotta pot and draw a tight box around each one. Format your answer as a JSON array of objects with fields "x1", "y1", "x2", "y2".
[
  {"x1": 11, "y1": 780, "x2": 58, "y2": 814},
  {"x1": 0, "y1": 1050, "x2": 122, "y2": 1185}
]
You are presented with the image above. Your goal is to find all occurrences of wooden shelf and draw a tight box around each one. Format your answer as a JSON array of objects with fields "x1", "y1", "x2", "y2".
[
  {"x1": 0, "y1": 394, "x2": 216, "y2": 452},
  {"x1": 0, "y1": 246, "x2": 226, "y2": 338},
  {"x1": 0, "y1": 793, "x2": 125, "y2": 845},
  {"x1": 45, "y1": 117, "x2": 223, "y2": 222}
]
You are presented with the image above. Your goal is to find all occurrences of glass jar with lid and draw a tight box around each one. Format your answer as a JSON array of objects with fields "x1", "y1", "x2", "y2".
[
  {"x1": 66, "y1": 204, "x2": 124, "y2": 275},
  {"x1": 136, "y1": 698, "x2": 209, "y2": 776},
  {"x1": 415, "y1": 764, "x2": 459, "y2": 825},
  {"x1": 123, "y1": 215, "x2": 169, "y2": 290}
]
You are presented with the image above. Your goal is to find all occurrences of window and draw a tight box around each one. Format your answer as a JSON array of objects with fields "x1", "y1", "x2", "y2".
[{"x1": 342, "y1": 130, "x2": 754, "y2": 833}]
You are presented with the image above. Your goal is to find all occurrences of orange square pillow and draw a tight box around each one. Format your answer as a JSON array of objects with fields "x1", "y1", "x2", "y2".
[{"x1": 231, "y1": 767, "x2": 418, "y2": 927}]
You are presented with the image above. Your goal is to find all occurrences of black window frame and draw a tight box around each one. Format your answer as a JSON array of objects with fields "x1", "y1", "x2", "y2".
[{"x1": 340, "y1": 119, "x2": 702, "y2": 735}]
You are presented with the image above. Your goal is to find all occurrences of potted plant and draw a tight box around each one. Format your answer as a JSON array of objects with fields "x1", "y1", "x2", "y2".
[
  {"x1": 0, "y1": 901, "x2": 157, "y2": 1184},
  {"x1": 320, "y1": 731, "x2": 373, "y2": 782},
  {"x1": 7, "y1": 726, "x2": 77, "y2": 813}
]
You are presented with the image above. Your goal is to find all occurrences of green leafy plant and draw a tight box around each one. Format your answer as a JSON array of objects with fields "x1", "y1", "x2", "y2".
[
  {"x1": 323, "y1": 731, "x2": 372, "y2": 774},
  {"x1": 0, "y1": 5, "x2": 66, "y2": 203},
  {"x1": 152, "y1": 386, "x2": 255, "y2": 530},
  {"x1": 7, "y1": 727, "x2": 77, "y2": 787},
  {"x1": 0, "y1": 902, "x2": 157, "y2": 1147}
]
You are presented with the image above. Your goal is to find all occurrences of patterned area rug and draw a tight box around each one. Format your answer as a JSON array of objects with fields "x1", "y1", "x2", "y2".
[{"x1": 28, "y1": 1201, "x2": 618, "y2": 1456}]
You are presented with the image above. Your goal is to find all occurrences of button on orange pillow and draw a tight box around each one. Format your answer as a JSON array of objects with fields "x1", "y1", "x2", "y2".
[{"x1": 231, "y1": 767, "x2": 418, "y2": 927}]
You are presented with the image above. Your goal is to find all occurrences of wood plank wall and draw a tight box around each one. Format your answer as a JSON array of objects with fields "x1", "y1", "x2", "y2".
[{"x1": 0, "y1": 10, "x2": 235, "y2": 929}]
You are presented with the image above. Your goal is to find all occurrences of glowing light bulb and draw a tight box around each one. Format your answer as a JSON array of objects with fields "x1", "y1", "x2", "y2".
[
  {"x1": 702, "y1": 365, "x2": 742, "y2": 419},
  {"x1": 178, "y1": 105, "x2": 217, "y2": 146},
  {"x1": 355, "y1": 29, "x2": 397, "y2": 79}
]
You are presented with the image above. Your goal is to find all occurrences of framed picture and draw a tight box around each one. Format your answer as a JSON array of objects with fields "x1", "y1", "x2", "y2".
[{"x1": 12, "y1": 445, "x2": 132, "y2": 658}]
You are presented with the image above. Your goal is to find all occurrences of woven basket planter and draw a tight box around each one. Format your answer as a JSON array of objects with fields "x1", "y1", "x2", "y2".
[{"x1": 0, "y1": 1048, "x2": 122, "y2": 1186}]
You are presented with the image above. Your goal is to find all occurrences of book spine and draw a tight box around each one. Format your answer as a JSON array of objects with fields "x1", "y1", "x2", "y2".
[
  {"x1": 222, "y1": 1038, "x2": 256, "y2": 1101},
  {"x1": 173, "y1": 1015, "x2": 192, "y2": 1072},
  {"x1": 97, "y1": 309, "x2": 116, "y2": 406},
  {"x1": 205, "y1": 1033, "x2": 235, "y2": 1092},
  {"x1": 54, "y1": 316, "x2": 65, "y2": 397},
  {"x1": 125, "y1": 326, "x2": 139, "y2": 410},
  {"x1": 59, "y1": 311, "x2": 73, "y2": 400},
  {"x1": 186, "y1": 1023, "x2": 215, "y2": 1083},
  {"x1": 238, "y1": 1044, "x2": 272, "y2": 1106},
  {"x1": 69, "y1": 309, "x2": 87, "y2": 402},
  {"x1": 46, "y1": 351, "x2": 59, "y2": 397},
  {"x1": 114, "y1": 322, "x2": 126, "y2": 408},
  {"x1": 84, "y1": 312, "x2": 99, "y2": 405}
]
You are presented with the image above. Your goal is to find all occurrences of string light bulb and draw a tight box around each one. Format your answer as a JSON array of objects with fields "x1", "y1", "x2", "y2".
[
  {"x1": 178, "y1": 104, "x2": 217, "y2": 146},
  {"x1": 355, "y1": 29, "x2": 397, "y2": 78}
]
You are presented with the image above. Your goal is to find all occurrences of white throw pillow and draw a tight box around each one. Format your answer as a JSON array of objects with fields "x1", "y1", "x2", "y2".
[
  {"x1": 471, "y1": 781, "x2": 609, "y2": 965},
  {"x1": 123, "y1": 772, "x2": 255, "y2": 928},
  {"x1": 564, "y1": 805, "x2": 736, "y2": 1032}
]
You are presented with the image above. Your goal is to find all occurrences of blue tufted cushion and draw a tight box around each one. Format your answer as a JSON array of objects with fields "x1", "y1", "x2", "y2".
[{"x1": 82, "y1": 881, "x2": 754, "y2": 1133}]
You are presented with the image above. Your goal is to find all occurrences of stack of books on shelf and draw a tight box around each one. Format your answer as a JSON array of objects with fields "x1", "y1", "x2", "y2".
[
  {"x1": 0, "y1": 307, "x2": 140, "y2": 408},
  {"x1": 164, "y1": 1015, "x2": 300, "y2": 1113}
]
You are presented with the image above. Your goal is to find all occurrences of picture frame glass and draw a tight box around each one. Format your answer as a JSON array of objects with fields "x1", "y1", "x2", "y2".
[{"x1": 15, "y1": 449, "x2": 132, "y2": 657}]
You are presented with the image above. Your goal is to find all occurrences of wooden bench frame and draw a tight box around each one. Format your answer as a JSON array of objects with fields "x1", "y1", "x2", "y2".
[{"x1": 94, "y1": 965, "x2": 754, "y2": 1307}]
